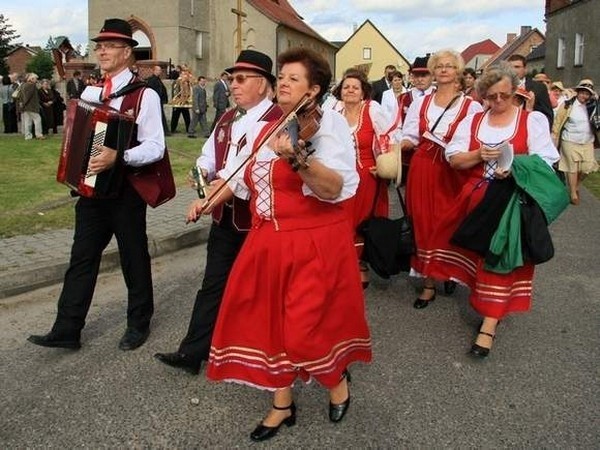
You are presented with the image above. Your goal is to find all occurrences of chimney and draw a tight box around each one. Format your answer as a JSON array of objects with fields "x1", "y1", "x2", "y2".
[
  {"x1": 507, "y1": 33, "x2": 517, "y2": 43},
  {"x1": 520, "y1": 26, "x2": 532, "y2": 35}
]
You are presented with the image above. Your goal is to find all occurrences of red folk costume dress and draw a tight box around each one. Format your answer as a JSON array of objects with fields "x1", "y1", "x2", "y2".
[
  {"x1": 207, "y1": 109, "x2": 371, "y2": 390},
  {"x1": 341, "y1": 100, "x2": 390, "y2": 258},
  {"x1": 428, "y1": 108, "x2": 560, "y2": 319},
  {"x1": 402, "y1": 93, "x2": 482, "y2": 276}
]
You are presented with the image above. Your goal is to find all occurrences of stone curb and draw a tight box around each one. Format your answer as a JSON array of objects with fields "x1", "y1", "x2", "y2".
[{"x1": 0, "y1": 227, "x2": 208, "y2": 300}]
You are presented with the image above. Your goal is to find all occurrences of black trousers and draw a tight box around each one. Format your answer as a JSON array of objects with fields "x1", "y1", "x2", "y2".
[
  {"x1": 2, "y1": 103, "x2": 18, "y2": 133},
  {"x1": 170, "y1": 107, "x2": 190, "y2": 133},
  {"x1": 178, "y1": 218, "x2": 247, "y2": 364},
  {"x1": 52, "y1": 182, "x2": 154, "y2": 339}
]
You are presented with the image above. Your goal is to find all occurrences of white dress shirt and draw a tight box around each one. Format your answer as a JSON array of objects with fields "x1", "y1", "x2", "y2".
[
  {"x1": 198, "y1": 97, "x2": 274, "y2": 180},
  {"x1": 80, "y1": 68, "x2": 165, "y2": 167}
]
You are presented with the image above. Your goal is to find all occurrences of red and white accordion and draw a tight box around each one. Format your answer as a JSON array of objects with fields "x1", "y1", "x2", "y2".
[{"x1": 57, "y1": 99, "x2": 136, "y2": 198}]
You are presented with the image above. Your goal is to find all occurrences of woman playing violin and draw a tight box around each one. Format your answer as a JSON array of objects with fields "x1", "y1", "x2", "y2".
[{"x1": 189, "y1": 47, "x2": 372, "y2": 442}]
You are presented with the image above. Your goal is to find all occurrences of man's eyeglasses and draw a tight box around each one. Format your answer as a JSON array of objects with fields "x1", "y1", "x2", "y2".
[
  {"x1": 485, "y1": 92, "x2": 513, "y2": 101},
  {"x1": 434, "y1": 64, "x2": 457, "y2": 71},
  {"x1": 229, "y1": 74, "x2": 263, "y2": 84},
  {"x1": 93, "y1": 43, "x2": 128, "y2": 51}
]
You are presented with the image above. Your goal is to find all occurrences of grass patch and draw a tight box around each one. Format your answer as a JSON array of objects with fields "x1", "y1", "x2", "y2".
[
  {"x1": 582, "y1": 170, "x2": 600, "y2": 198},
  {"x1": 0, "y1": 133, "x2": 204, "y2": 237}
]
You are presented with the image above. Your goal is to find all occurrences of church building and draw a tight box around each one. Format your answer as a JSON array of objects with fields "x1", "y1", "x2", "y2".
[{"x1": 87, "y1": 0, "x2": 336, "y2": 79}]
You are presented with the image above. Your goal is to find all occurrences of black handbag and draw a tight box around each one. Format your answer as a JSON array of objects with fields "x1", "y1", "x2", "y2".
[{"x1": 358, "y1": 186, "x2": 415, "y2": 279}]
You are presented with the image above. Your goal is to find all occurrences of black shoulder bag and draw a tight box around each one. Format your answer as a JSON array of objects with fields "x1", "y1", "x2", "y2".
[{"x1": 358, "y1": 185, "x2": 415, "y2": 279}]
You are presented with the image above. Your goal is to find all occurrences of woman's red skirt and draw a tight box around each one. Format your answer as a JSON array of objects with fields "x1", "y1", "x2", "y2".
[
  {"x1": 341, "y1": 162, "x2": 389, "y2": 259},
  {"x1": 427, "y1": 179, "x2": 534, "y2": 319},
  {"x1": 406, "y1": 142, "x2": 462, "y2": 275},
  {"x1": 206, "y1": 219, "x2": 372, "y2": 390}
]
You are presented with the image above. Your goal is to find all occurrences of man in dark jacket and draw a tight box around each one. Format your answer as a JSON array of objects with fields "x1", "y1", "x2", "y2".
[
  {"x1": 209, "y1": 71, "x2": 230, "y2": 133},
  {"x1": 508, "y1": 54, "x2": 554, "y2": 128},
  {"x1": 371, "y1": 64, "x2": 397, "y2": 104},
  {"x1": 66, "y1": 71, "x2": 85, "y2": 100},
  {"x1": 146, "y1": 65, "x2": 170, "y2": 135}
]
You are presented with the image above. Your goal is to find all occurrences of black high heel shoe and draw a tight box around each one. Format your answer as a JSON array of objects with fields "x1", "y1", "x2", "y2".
[
  {"x1": 413, "y1": 286, "x2": 436, "y2": 309},
  {"x1": 250, "y1": 402, "x2": 296, "y2": 442},
  {"x1": 329, "y1": 370, "x2": 351, "y2": 423},
  {"x1": 443, "y1": 280, "x2": 457, "y2": 295},
  {"x1": 469, "y1": 331, "x2": 495, "y2": 358}
]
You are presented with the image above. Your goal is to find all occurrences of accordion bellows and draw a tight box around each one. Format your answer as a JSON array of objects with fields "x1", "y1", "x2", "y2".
[{"x1": 57, "y1": 99, "x2": 135, "y2": 198}]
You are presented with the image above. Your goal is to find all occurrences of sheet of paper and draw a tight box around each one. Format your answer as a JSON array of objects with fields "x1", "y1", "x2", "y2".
[{"x1": 495, "y1": 141, "x2": 514, "y2": 171}]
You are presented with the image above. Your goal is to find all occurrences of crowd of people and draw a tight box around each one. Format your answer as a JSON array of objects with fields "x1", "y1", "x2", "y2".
[{"x1": 19, "y1": 16, "x2": 599, "y2": 444}]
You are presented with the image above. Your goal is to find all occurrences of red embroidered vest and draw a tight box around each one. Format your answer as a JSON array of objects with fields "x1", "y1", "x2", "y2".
[
  {"x1": 466, "y1": 109, "x2": 530, "y2": 180},
  {"x1": 211, "y1": 104, "x2": 283, "y2": 231}
]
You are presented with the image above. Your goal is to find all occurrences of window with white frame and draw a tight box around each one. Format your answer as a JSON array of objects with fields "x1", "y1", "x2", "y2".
[
  {"x1": 574, "y1": 33, "x2": 584, "y2": 65},
  {"x1": 196, "y1": 32, "x2": 203, "y2": 58},
  {"x1": 363, "y1": 47, "x2": 372, "y2": 60},
  {"x1": 557, "y1": 37, "x2": 565, "y2": 68}
]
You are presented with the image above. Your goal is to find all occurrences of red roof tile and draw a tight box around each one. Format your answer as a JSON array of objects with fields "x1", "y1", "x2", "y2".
[
  {"x1": 461, "y1": 39, "x2": 500, "y2": 64},
  {"x1": 246, "y1": 0, "x2": 332, "y2": 45}
]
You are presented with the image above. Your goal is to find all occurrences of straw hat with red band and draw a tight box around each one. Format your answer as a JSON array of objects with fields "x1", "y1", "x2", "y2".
[
  {"x1": 515, "y1": 86, "x2": 533, "y2": 101},
  {"x1": 91, "y1": 18, "x2": 138, "y2": 47},
  {"x1": 225, "y1": 50, "x2": 276, "y2": 85}
]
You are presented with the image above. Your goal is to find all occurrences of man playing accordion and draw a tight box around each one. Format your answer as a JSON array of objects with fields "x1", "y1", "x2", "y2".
[{"x1": 28, "y1": 18, "x2": 165, "y2": 351}]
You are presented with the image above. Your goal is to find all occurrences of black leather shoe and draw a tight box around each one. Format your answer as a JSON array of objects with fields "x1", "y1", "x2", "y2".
[
  {"x1": 329, "y1": 370, "x2": 351, "y2": 423},
  {"x1": 154, "y1": 352, "x2": 201, "y2": 375},
  {"x1": 250, "y1": 402, "x2": 297, "y2": 442},
  {"x1": 444, "y1": 280, "x2": 457, "y2": 295},
  {"x1": 469, "y1": 330, "x2": 495, "y2": 359},
  {"x1": 118, "y1": 327, "x2": 150, "y2": 351},
  {"x1": 413, "y1": 287, "x2": 436, "y2": 309},
  {"x1": 27, "y1": 332, "x2": 81, "y2": 349}
]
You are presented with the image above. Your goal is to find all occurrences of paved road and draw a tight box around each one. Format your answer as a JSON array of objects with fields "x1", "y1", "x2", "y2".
[{"x1": 1, "y1": 189, "x2": 598, "y2": 448}]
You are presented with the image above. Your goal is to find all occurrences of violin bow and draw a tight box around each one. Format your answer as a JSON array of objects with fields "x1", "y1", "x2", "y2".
[{"x1": 190, "y1": 94, "x2": 312, "y2": 220}]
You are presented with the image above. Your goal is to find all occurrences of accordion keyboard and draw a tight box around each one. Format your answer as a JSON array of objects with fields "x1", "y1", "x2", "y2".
[{"x1": 84, "y1": 122, "x2": 108, "y2": 187}]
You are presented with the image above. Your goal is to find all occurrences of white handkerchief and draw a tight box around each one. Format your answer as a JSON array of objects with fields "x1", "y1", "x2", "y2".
[
  {"x1": 422, "y1": 130, "x2": 446, "y2": 149},
  {"x1": 80, "y1": 86, "x2": 103, "y2": 104}
]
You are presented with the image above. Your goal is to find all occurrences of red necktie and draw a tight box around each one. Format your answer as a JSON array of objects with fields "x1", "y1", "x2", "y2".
[{"x1": 102, "y1": 75, "x2": 112, "y2": 101}]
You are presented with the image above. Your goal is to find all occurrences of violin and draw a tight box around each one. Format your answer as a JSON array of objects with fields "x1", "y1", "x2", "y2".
[
  {"x1": 190, "y1": 95, "x2": 323, "y2": 220},
  {"x1": 285, "y1": 97, "x2": 323, "y2": 170}
]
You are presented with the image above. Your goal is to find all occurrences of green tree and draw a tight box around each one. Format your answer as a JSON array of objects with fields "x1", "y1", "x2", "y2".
[
  {"x1": 0, "y1": 14, "x2": 21, "y2": 77},
  {"x1": 45, "y1": 36, "x2": 56, "y2": 51},
  {"x1": 26, "y1": 52, "x2": 54, "y2": 80}
]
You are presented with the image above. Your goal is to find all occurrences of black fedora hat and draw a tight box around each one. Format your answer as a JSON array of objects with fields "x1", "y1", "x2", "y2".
[
  {"x1": 92, "y1": 18, "x2": 138, "y2": 47},
  {"x1": 225, "y1": 50, "x2": 276, "y2": 85},
  {"x1": 410, "y1": 56, "x2": 430, "y2": 73}
]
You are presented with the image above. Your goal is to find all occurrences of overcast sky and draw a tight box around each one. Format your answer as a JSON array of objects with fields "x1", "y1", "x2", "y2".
[{"x1": 2, "y1": 0, "x2": 546, "y2": 61}]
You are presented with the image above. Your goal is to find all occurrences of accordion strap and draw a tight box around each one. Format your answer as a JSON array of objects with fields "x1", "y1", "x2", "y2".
[{"x1": 107, "y1": 81, "x2": 147, "y2": 100}]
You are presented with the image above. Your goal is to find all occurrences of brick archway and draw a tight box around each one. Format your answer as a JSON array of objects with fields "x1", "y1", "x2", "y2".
[{"x1": 127, "y1": 15, "x2": 156, "y2": 60}]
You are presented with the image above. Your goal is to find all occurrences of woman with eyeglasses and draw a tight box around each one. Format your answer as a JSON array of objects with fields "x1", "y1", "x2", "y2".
[
  {"x1": 400, "y1": 50, "x2": 483, "y2": 309},
  {"x1": 332, "y1": 68, "x2": 392, "y2": 288},
  {"x1": 192, "y1": 47, "x2": 371, "y2": 442},
  {"x1": 428, "y1": 63, "x2": 560, "y2": 358}
]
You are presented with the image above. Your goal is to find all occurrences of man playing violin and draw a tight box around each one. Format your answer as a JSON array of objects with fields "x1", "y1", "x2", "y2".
[{"x1": 154, "y1": 50, "x2": 281, "y2": 374}]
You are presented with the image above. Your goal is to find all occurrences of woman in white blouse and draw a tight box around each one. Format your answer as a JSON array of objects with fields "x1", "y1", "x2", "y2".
[
  {"x1": 430, "y1": 63, "x2": 559, "y2": 358},
  {"x1": 333, "y1": 68, "x2": 392, "y2": 288},
  {"x1": 400, "y1": 50, "x2": 483, "y2": 308},
  {"x1": 190, "y1": 48, "x2": 371, "y2": 442}
]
